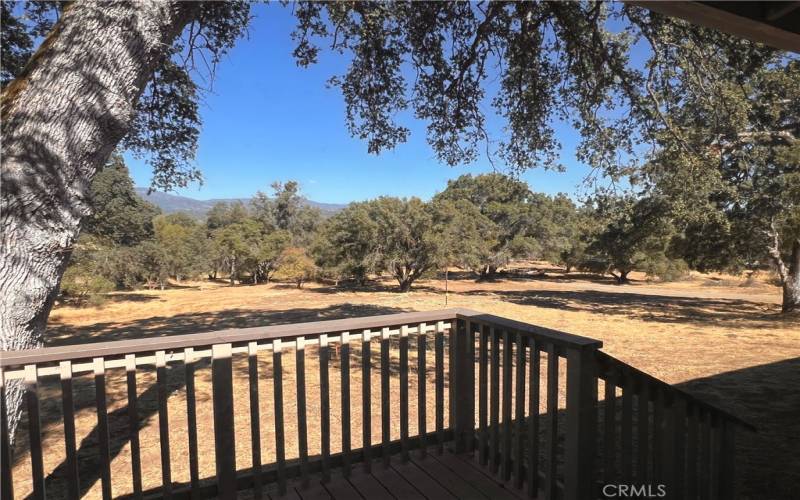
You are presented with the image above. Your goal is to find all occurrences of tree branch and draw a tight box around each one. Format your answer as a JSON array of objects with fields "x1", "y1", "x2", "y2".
[{"x1": 445, "y1": 1, "x2": 502, "y2": 96}]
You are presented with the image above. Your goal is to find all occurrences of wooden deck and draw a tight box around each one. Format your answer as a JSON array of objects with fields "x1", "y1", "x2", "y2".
[
  {"x1": 2, "y1": 309, "x2": 749, "y2": 500},
  {"x1": 242, "y1": 447, "x2": 528, "y2": 500}
]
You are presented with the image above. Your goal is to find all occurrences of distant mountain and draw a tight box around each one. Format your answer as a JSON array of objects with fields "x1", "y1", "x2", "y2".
[{"x1": 135, "y1": 188, "x2": 346, "y2": 218}]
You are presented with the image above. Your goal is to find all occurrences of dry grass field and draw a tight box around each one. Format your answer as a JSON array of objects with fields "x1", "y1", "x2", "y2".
[{"x1": 9, "y1": 262, "x2": 800, "y2": 499}]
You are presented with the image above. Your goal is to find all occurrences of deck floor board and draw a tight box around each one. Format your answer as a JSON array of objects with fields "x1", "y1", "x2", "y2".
[
  {"x1": 370, "y1": 460, "x2": 426, "y2": 500},
  {"x1": 347, "y1": 467, "x2": 394, "y2": 500},
  {"x1": 243, "y1": 447, "x2": 532, "y2": 500}
]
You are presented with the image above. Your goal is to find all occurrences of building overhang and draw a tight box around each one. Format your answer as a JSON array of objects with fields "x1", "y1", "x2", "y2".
[{"x1": 632, "y1": 1, "x2": 800, "y2": 53}]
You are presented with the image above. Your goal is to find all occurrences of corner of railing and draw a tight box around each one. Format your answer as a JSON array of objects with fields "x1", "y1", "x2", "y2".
[{"x1": 564, "y1": 342, "x2": 599, "y2": 500}]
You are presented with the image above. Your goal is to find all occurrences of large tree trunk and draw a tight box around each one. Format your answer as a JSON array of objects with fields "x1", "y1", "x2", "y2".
[
  {"x1": 767, "y1": 224, "x2": 800, "y2": 314},
  {"x1": 611, "y1": 270, "x2": 630, "y2": 284},
  {"x1": 1, "y1": 1, "x2": 197, "y2": 443},
  {"x1": 782, "y1": 239, "x2": 800, "y2": 313}
]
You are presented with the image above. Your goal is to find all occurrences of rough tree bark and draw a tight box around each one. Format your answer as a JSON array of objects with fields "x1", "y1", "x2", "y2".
[
  {"x1": 766, "y1": 224, "x2": 800, "y2": 313},
  {"x1": 1, "y1": 1, "x2": 198, "y2": 442},
  {"x1": 783, "y1": 240, "x2": 800, "y2": 313}
]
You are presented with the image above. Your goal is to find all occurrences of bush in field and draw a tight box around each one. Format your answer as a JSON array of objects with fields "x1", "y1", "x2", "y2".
[
  {"x1": 60, "y1": 262, "x2": 114, "y2": 306},
  {"x1": 643, "y1": 255, "x2": 690, "y2": 282},
  {"x1": 274, "y1": 247, "x2": 316, "y2": 288}
]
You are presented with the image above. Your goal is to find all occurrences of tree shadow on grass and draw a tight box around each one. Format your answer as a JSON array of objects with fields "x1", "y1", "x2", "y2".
[
  {"x1": 46, "y1": 303, "x2": 409, "y2": 346},
  {"x1": 461, "y1": 288, "x2": 791, "y2": 329},
  {"x1": 304, "y1": 281, "x2": 444, "y2": 295}
]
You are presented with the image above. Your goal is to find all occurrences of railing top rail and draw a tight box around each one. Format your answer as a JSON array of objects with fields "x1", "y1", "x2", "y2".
[
  {"x1": 0, "y1": 309, "x2": 458, "y2": 368},
  {"x1": 595, "y1": 350, "x2": 756, "y2": 432},
  {"x1": 0, "y1": 308, "x2": 603, "y2": 369},
  {"x1": 454, "y1": 308, "x2": 603, "y2": 350}
]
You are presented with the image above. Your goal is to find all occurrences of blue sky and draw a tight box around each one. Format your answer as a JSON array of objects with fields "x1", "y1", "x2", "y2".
[{"x1": 126, "y1": 3, "x2": 613, "y2": 204}]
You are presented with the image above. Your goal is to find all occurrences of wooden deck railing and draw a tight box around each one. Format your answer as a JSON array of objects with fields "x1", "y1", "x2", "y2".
[{"x1": 0, "y1": 308, "x2": 752, "y2": 499}]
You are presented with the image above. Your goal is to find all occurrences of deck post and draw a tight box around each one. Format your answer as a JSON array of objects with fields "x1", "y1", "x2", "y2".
[
  {"x1": 565, "y1": 345, "x2": 598, "y2": 500},
  {"x1": 212, "y1": 343, "x2": 237, "y2": 498}
]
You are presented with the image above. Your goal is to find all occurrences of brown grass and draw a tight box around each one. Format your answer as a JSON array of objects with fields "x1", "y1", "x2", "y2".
[{"x1": 9, "y1": 262, "x2": 800, "y2": 499}]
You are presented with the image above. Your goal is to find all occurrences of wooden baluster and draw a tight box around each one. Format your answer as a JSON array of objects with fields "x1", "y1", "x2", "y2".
[
  {"x1": 246, "y1": 342, "x2": 263, "y2": 498},
  {"x1": 699, "y1": 409, "x2": 710, "y2": 500},
  {"x1": 92, "y1": 358, "x2": 112, "y2": 500},
  {"x1": 527, "y1": 340, "x2": 541, "y2": 498},
  {"x1": 673, "y1": 399, "x2": 687, "y2": 500},
  {"x1": 719, "y1": 419, "x2": 736, "y2": 499},
  {"x1": 60, "y1": 361, "x2": 80, "y2": 500},
  {"x1": 273, "y1": 339, "x2": 287, "y2": 494},
  {"x1": 212, "y1": 343, "x2": 236, "y2": 498},
  {"x1": 361, "y1": 330, "x2": 373, "y2": 471},
  {"x1": 501, "y1": 330, "x2": 513, "y2": 481},
  {"x1": 544, "y1": 346, "x2": 558, "y2": 500},
  {"x1": 296, "y1": 337, "x2": 309, "y2": 486},
  {"x1": 453, "y1": 319, "x2": 466, "y2": 452},
  {"x1": 125, "y1": 355, "x2": 143, "y2": 498},
  {"x1": 709, "y1": 414, "x2": 720, "y2": 500},
  {"x1": 622, "y1": 373, "x2": 634, "y2": 483},
  {"x1": 604, "y1": 371, "x2": 617, "y2": 483},
  {"x1": 320, "y1": 334, "x2": 331, "y2": 482},
  {"x1": 341, "y1": 332, "x2": 352, "y2": 476},
  {"x1": 466, "y1": 320, "x2": 476, "y2": 453},
  {"x1": 660, "y1": 396, "x2": 679, "y2": 497},
  {"x1": 653, "y1": 387, "x2": 664, "y2": 482},
  {"x1": 0, "y1": 369, "x2": 14, "y2": 500},
  {"x1": 183, "y1": 349, "x2": 198, "y2": 494},
  {"x1": 417, "y1": 322, "x2": 427, "y2": 458},
  {"x1": 25, "y1": 364, "x2": 45, "y2": 499},
  {"x1": 637, "y1": 379, "x2": 649, "y2": 484},
  {"x1": 400, "y1": 325, "x2": 409, "y2": 462},
  {"x1": 155, "y1": 351, "x2": 172, "y2": 497},
  {"x1": 686, "y1": 403, "x2": 699, "y2": 500},
  {"x1": 381, "y1": 326, "x2": 391, "y2": 467},
  {"x1": 478, "y1": 323, "x2": 489, "y2": 465},
  {"x1": 489, "y1": 327, "x2": 501, "y2": 473},
  {"x1": 435, "y1": 322, "x2": 445, "y2": 454},
  {"x1": 514, "y1": 333, "x2": 527, "y2": 489}
]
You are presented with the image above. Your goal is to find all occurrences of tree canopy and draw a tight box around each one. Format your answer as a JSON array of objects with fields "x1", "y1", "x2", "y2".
[
  {"x1": 5, "y1": 1, "x2": 786, "y2": 192},
  {"x1": 633, "y1": 37, "x2": 800, "y2": 310},
  {"x1": 83, "y1": 153, "x2": 161, "y2": 246}
]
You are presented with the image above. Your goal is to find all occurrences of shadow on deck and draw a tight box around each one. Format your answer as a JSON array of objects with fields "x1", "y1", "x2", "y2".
[{"x1": 226, "y1": 447, "x2": 527, "y2": 500}]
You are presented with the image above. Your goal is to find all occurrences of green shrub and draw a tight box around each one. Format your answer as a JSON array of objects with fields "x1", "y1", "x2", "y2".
[
  {"x1": 643, "y1": 256, "x2": 690, "y2": 282},
  {"x1": 60, "y1": 267, "x2": 114, "y2": 306}
]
